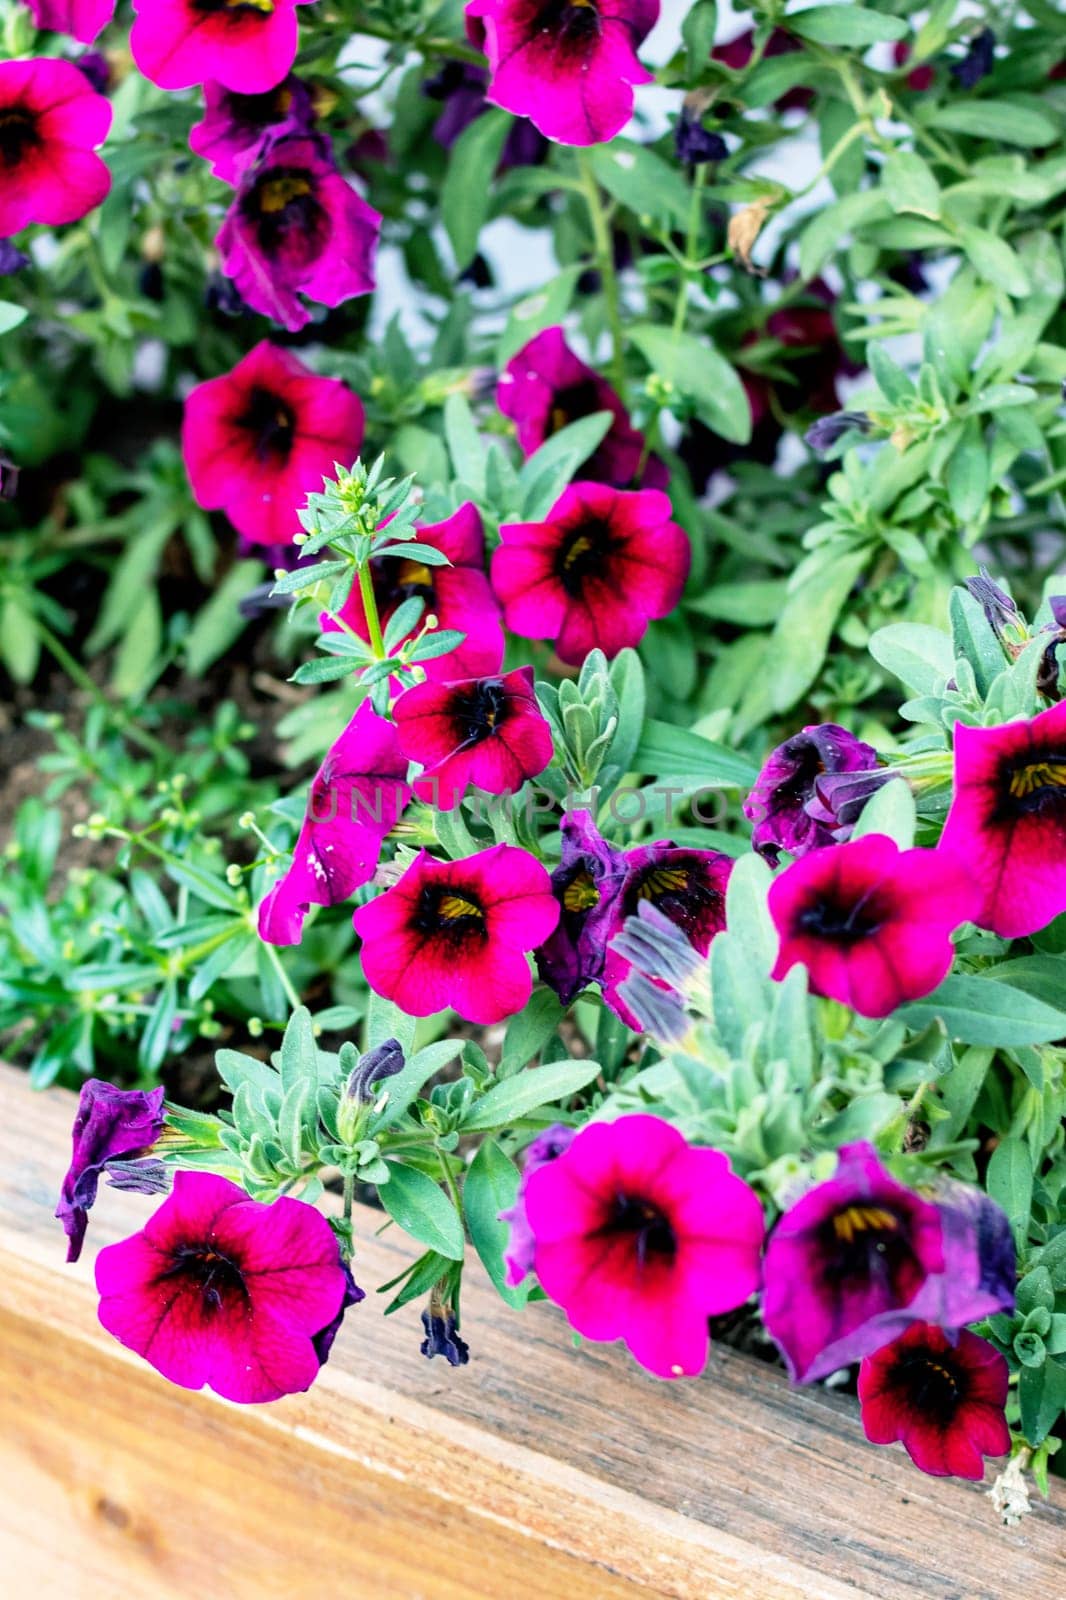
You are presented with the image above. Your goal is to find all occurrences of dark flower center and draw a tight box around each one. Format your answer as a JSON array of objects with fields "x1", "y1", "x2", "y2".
[
  {"x1": 562, "y1": 866, "x2": 600, "y2": 915},
  {"x1": 225, "y1": 83, "x2": 294, "y2": 131},
  {"x1": 893, "y1": 1350, "x2": 965, "y2": 1424},
  {"x1": 166, "y1": 1242, "x2": 247, "y2": 1312},
  {"x1": 773, "y1": 738, "x2": 826, "y2": 807},
  {"x1": 194, "y1": 0, "x2": 275, "y2": 14},
  {"x1": 999, "y1": 755, "x2": 1066, "y2": 816},
  {"x1": 796, "y1": 888, "x2": 884, "y2": 943},
  {"x1": 605, "y1": 1193, "x2": 677, "y2": 1266},
  {"x1": 547, "y1": 377, "x2": 604, "y2": 437},
  {"x1": 414, "y1": 883, "x2": 487, "y2": 941},
  {"x1": 240, "y1": 385, "x2": 296, "y2": 461},
  {"x1": 242, "y1": 165, "x2": 328, "y2": 265},
  {"x1": 555, "y1": 518, "x2": 615, "y2": 597},
  {"x1": 454, "y1": 680, "x2": 508, "y2": 745},
  {"x1": 382, "y1": 556, "x2": 435, "y2": 610},
  {"x1": 0, "y1": 107, "x2": 39, "y2": 167},
  {"x1": 623, "y1": 859, "x2": 722, "y2": 945},
  {"x1": 535, "y1": 0, "x2": 602, "y2": 49},
  {"x1": 819, "y1": 1204, "x2": 916, "y2": 1290}
]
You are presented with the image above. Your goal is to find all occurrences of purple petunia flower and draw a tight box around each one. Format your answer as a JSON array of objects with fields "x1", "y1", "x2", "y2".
[
  {"x1": 394, "y1": 665, "x2": 555, "y2": 812},
  {"x1": 744, "y1": 723, "x2": 881, "y2": 860},
  {"x1": 57, "y1": 1080, "x2": 167, "y2": 1264},
  {"x1": 951, "y1": 28, "x2": 996, "y2": 89},
  {"x1": 131, "y1": 0, "x2": 314, "y2": 95},
  {"x1": 769, "y1": 834, "x2": 979, "y2": 1018},
  {"x1": 468, "y1": 0, "x2": 658, "y2": 147},
  {"x1": 0, "y1": 58, "x2": 111, "y2": 238},
  {"x1": 0, "y1": 240, "x2": 29, "y2": 275},
  {"x1": 674, "y1": 108, "x2": 728, "y2": 167},
  {"x1": 96, "y1": 1170, "x2": 355, "y2": 1402},
  {"x1": 499, "y1": 1123, "x2": 577, "y2": 1286},
  {"x1": 190, "y1": 76, "x2": 315, "y2": 184},
  {"x1": 535, "y1": 810, "x2": 629, "y2": 1006},
  {"x1": 497, "y1": 326, "x2": 654, "y2": 489},
  {"x1": 938, "y1": 700, "x2": 1066, "y2": 939},
  {"x1": 257, "y1": 699, "x2": 412, "y2": 948},
  {"x1": 802, "y1": 768, "x2": 894, "y2": 843},
  {"x1": 26, "y1": 0, "x2": 114, "y2": 44},
  {"x1": 423, "y1": 58, "x2": 548, "y2": 168},
  {"x1": 493, "y1": 483, "x2": 690, "y2": 666},
  {"x1": 216, "y1": 131, "x2": 381, "y2": 332}
]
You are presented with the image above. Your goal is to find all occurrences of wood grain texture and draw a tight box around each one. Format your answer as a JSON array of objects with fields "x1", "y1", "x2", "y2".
[{"x1": 1, "y1": 1062, "x2": 1062, "y2": 1599}]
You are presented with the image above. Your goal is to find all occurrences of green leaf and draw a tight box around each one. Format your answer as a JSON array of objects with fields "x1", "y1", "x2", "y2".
[
  {"x1": 518, "y1": 411, "x2": 614, "y2": 518},
  {"x1": 851, "y1": 778, "x2": 916, "y2": 848},
  {"x1": 723, "y1": 851, "x2": 777, "y2": 974},
  {"x1": 628, "y1": 323, "x2": 751, "y2": 445},
  {"x1": 958, "y1": 225, "x2": 1030, "y2": 298},
  {"x1": 681, "y1": 0, "x2": 717, "y2": 75},
  {"x1": 182, "y1": 559, "x2": 263, "y2": 676},
  {"x1": 1019, "y1": 1357, "x2": 1066, "y2": 1447},
  {"x1": 0, "y1": 301, "x2": 27, "y2": 335},
  {"x1": 379, "y1": 1160, "x2": 465, "y2": 1260},
  {"x1": 897, "y1": 976, "x2": 1066, "y2": 1047},
  {"x1": 365, "y1": 991, "x2": 417, "y2": 1057},
  {"x1": 443, "y1": 392, "x2": 486, "y2": 497},
  {"x1": 868, "y1": 621, "x2": 954, "y2": 695},
  {"x1": 945, "y1": 419, "x2": 989, "y2": 524},
  {"x1": 279, "y1": 1005, "x2": 317, "y2": 1093},
  {"x1": 767, "y1": 546, "x2": 871, "y2": 714},
  {"x1": 798, "y1": 189, "x2": 889, "y2": 281},
  {"x1": 631, "y1": 719, "x2": 758, "y2": 788},
  {"x1": 928, "y1": 100, "x2": 1060, "y2": 149},
  {"x1": 882, "y1": 151, "x2": 941, "y2": 219},
  {"x1": 462, "y1": 1059, "x2": 601, "y2": 1132},
  {"x1": 139, "y1": 980, "x2": 177, "y2": 1074},
  {"x1": 441, "y1": 109, "x2": 510, "y2": 269},
  {"x1": 502, "y1": 988, "x2": 564, "y2": 1072},
  {"x1": 463, "y1": 1139, "x2": 527, "y2": 1308},
  {"x1": 986, "y1": 1137, "x2": 1033, "y2": 1248},
  {"x1": 788, "y1": 5, "x2": 908, "y2": 44},
  {"x1": 948, "y1": 585, "x2": 1006, "y2": 696},
  {"x1": 588, "y1": 141, "x2": 691, "y2": 228},
  {"x1": 495, "y1": 265, "x2": 583, "y2": 368}
]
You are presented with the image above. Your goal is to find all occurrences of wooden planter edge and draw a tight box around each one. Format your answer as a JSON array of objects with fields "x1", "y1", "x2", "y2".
[{"x1": 1, "y1": 1062, "x2": 1062, "y2": 1600}]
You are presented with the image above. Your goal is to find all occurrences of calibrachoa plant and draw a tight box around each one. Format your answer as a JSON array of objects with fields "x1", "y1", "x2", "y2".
[{"x1": 0, "y1": 0, "x2": 1062, "y2": 1527}]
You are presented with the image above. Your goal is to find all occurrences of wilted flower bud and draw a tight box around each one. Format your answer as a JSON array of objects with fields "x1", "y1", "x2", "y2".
[
  {"x1": 344, "y1": 1037, "x2": 405, "y2": 1106},
  {"x1": 0, "y1": 455, "x2": 19, "y2": 501},
  {"x1": 420, "y1": 1288, "x2": 469, "y2": 1366},
  {"x1": 0, "y1": 240, "x2": 29, "y2": 276},
  {"x1": 674, "y1": 106, "x2": 728, "y2": 167},
  {"x1": 804, "y1": 410, "x2": 871, "y2": 454},
  {"x1": 951, "y1": 28, "x2": 995, "y2": 89},
  {"x1": 964, "y1": 567, "x2": 1022, "y2": 645}
]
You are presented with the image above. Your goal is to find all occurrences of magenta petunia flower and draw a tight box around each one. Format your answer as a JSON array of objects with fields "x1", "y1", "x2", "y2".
[
  {"x1": 216, "y1": 131, "x2": 380, "y2": 331},
  {"x1": 394, "y1": 665, "x2": 554, "y2": 811},
  {"x1": 26, "y1": 0, "x2": 114, "y2": 43},
  {"x1": 325, "y1": 502, "x2": 505, "y2": 683},
  {"x1": 535, "y1": 810, "x2": 629, "y2": 1006},
  {"x1": 131, "y1": 0, "x2": 314, "y2": 95},
  {"x1": 96, "y1": 1170, "x2": 354, "y2": 1403},
  {"x1": 497, "y1": 326, "x2": 648, "y2": 488},
  {"x1": 182, "y1": 340, "x2": 364, "y2": 547},
  {"x1": 858, "y1": 1324, "x2": 1010, "y2": 1479},
  {"x1": 602, "y1": 843, "x2": 733, "y2": 1027},
  {"x1": 938, "y1": 701, "x2": 1066, "y2": 939},
  {"x1": 523, "y1": 1114, "x2": 765, "y2": 1378},
  {"x1": 467, "y1": 0, "x2": 658, "y2": 147},
  {"x1": 492, "y1": 483, "x2": 690, "y2": 667},
  {"x1": 189, "y1": 75, "x2": 314, "y2": 183},
  {"x1": 744, "y1": 724, "x2": 881, "y2": 861},
  {"x1": 762, "y1": 1143, "x2": 947, "y2": 1383},
  {"x1": 56, "y1": 1080, "x2": 166, "y2": 1264},
  {"x1": 499, "y1": 1123, "x2": 576, "y2": 1287},
  {"x1": 768, "y1": 834, "x2": 979, "y2": 1019},
  {"x1": 0, "y1": 57, "x2": 111, "y2": 238},
  {"x1": 353, "y1": 844, "x2": 559, "y2": 1025},
  {"x1": 258, "y1": 699, "x2": 411, "y2": 947}
]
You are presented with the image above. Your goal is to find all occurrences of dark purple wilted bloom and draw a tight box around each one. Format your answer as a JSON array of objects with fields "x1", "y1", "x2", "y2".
[
  {"x1": 0, "y1": 455, "x2": 19, "y2": 500},
  {"x1": 535, "y1": 810, "x2": 628, "y2": 1006},
  {"x1": 1038, "y1": 593, "x2": 1066, "y2": 696},
  {"x1": 57, "y1": 1080, "x2": 166, "y2": 1263},
  {"x1": 500, "y1": 1122, "x2": 576, "y2": 1285},
  {"x1": 744, "y1": 723, "x2": 880, "y2": 861},
  {"x1": 423, "y1": 59, "x2": 548, "y2": 169},
  {"x1": 74, "y1": 50, "x2": 110, "y2": 94},
  {"x1": 803, "y1": 768, "x2": 895, "y2": 843},
  {"x1": 0, "y1": 240, "x2": 28, "y2": 275},
  {"x1": 951, "y1": 28, "x2": 996, "y2": 89},
  {"x1": 190, "y1": 76, "x2": 315, "y2": 184},
  {"x1": 216, "y1": 131, "x2": 381, "y2": 332},
  {"x1": 420, "y1": 1292, "x2": 470, "y2": 1365},
  {"x1": 964, "y1": 567, "x2": 1021, "y2": 645},
  {"x1": 762, "y1": 1143, "x2": 946, "y2": 1383},
  {"x1": 312, "y1": 1263, "x2": 366, "y2": 1365},
  {"x1": 674, "y1": 108, "x2": 728, "y2": 167},
  {"x1": 804, "y1": 410, "x2": 871, "y2": 455},
  {"x1": 343, "y1": 1038, "x2": 405, "y2": 1106}
]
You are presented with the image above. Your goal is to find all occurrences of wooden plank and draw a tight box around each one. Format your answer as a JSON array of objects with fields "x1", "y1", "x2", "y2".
[{"x1": 0, "y1": 1062, "x2": 1062, "y2": 1599}]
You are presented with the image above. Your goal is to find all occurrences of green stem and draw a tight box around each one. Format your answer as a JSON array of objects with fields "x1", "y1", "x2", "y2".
[
  {"x1": 672, "y1": 165, "x2": 707, "y2": 335},
  {"x1": 33, "y1": 620, "x2": 170, "y2": 760},
  {"x1": 358, "y1": 562, "x2": 387, "y2": 659},
  {"x1": 578, "y1": 155, "x2": 627, "y2": 399},
  {"x1": 264, "y1": 941, "x2": 303, "y2": 1016},
  {"x1": 437, "y1": 1145, "x2": 463, "y2": 1223}
]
